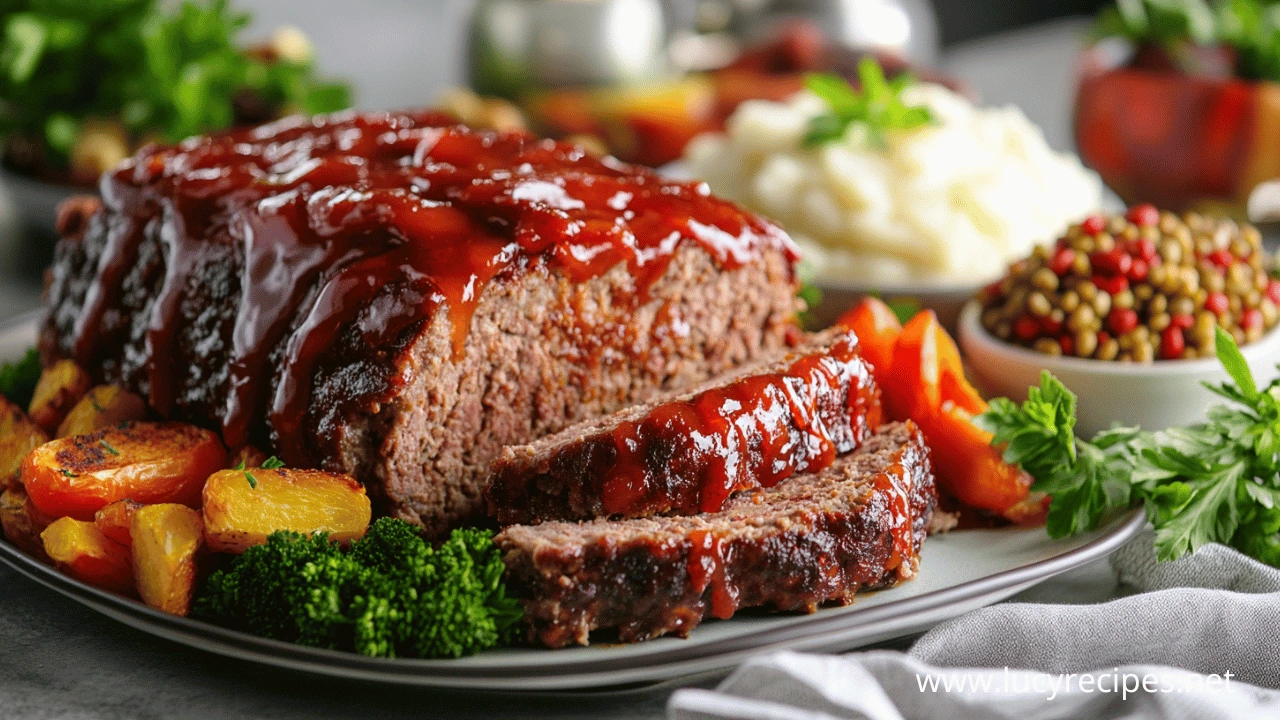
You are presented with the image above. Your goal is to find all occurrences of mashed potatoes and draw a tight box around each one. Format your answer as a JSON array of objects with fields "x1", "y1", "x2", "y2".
[{"x1": 682, "y1": 84, "x2": 1104, "y2": 285}]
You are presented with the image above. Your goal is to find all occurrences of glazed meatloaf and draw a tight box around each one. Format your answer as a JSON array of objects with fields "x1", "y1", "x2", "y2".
[
  {"x1": 486, "y1": 327, "x2": 882, "y2": 525},
  {"x1": 39, "y1": 111, "x2": 800, "y2": 534},
  {"x1": 496, "y1": 421, "x2": 936, "y2": 648}
]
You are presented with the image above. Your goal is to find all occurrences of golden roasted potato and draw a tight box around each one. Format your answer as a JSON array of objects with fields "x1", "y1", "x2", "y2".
[
  {"x1": 94, "y1": 499, "x2": 142, "y2": 547},
  {"x1": 41, "y1": 516, "x2": 134, "y2": 595},
  {"x1": 56, "y1": 385, "x2": 147, "y2": 439},
  {"x1": 202, "y1": 468, "x2": 371, "y2": 554},
  {"x1": 0, "y1": 487, "x2": 50, "y2": 561},
  {"x1": 27, "y1": 360, "x2": 92, "y2": 434},
  {"x1": 131, "y1": 504, "x2": 203, "y2": 616},
  {"x1": 21, "y1": 421, "x2": 226, "y2": 520},
  {"x1": 0, "y1": 397, "x2": 47, "y2": 491},
  {"x1": 226, "y1": 444, "x2": 267, "y2": 470}
]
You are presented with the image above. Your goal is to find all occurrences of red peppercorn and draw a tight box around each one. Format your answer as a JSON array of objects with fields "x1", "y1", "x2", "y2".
[
  {"x1": 1097, "y1": 330, "x2": 1112, "y2": 348},
  {"x1": 1170, "y1": 313, "x2": 1195, "y2": 329},
  {"x1": 1205, "y1": 291, "x2": 1230, "y2": 316},
  {"x1": 1014, "y1": 316, "x2": 1041, "y2": 340},
  {"x1": 1160, "y1": 326, "x2": 1185, "y2": 360},
  {"x1": 1081, "y1": 214, "x2": 1106, "y2": 235},
  {"x1": 1206, "y1": 249, "x2": 1233, "y2": 269},
  {"x1": 1128, "y1": 258, "x2": 1149, "y2": 282},
  {"x1": 1267, "y1": 280, "x2": 1280, "y2": 306},
  {"x1": 1095, "y1": 274, "x2": 1130, "y2": 295},
  {"x1": 1127, "y1": 203, "x2": 1160, "y2": 227},
  {"x1": 1242, "y1": 308, "x2": 1264, "y2": 331},
  {"x1": 1090, "y1": 249, "x2": 1132, "y2": 276},
  {"x1": 1049, "y1": 247, "x2": 1076, "y2": 276},
  {"x1": 1040, "y1": 315, "x2": 1063, "y2": 335},
  {"x1": 1107, "y1": 307, "x2": 1139, "y2": 335},
  {"x1": 1059, "y1": 334, "x2": 1075, "y2": 356},
  {"x1": 1132, "y1": 238, "x2": 1158, "y2": 261}
]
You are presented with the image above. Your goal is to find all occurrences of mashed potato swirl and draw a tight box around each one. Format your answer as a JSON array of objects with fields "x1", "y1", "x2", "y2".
[{"x1": 683, "y1": 84, "x2": 1104, "y2": 286}]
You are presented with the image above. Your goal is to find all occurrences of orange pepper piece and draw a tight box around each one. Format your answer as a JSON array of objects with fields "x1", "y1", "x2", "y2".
[
  {"x1": 921, "y1": 403, "x2": 1032, "y2": 517},
  {"x1": 836, "y1": 297, "x2": 902, "y2": 373}
]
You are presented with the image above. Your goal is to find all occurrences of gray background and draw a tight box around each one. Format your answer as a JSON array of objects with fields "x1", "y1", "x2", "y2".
[{"x1": 0, "y1": 8, "x2": 1101, "y2": 719}]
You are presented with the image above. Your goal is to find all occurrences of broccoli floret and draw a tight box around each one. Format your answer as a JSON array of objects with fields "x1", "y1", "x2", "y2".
[{"x1": 193, "y1": 519, "x2": 523, "y2": 659}]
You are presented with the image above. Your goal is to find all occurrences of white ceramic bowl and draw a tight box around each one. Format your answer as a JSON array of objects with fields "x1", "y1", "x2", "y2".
[{"x1": 957, "y1": 301, "x2": 1280, "y2": 438}]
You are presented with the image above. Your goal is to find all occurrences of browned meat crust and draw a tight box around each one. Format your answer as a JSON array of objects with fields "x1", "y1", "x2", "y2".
[{"x1": 496, "y1": 422, "x2": 936, "y2": 647}]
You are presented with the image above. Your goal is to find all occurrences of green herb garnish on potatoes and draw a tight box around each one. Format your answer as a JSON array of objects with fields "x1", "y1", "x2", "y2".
[
  {"x1": 979, "y1": 327, "x2": 1280, "y2": 565},
  {"x1": 194, "y1": 518, "x2": 523, "y2": 659},
  {"x1": 802, "y1": 58, "x2": 934, "y2": 149}
]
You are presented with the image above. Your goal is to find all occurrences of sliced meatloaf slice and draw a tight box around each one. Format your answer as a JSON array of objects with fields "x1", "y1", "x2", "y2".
[
  {"x1": 486, "y1": 327, "x2": 882, "y2": 525},
  {"x1": 496, "y1": 421, "x2": 936, "y2": 648},
  {"x1": 39, "y1": 111, "x2": 801, "y2": 535}
]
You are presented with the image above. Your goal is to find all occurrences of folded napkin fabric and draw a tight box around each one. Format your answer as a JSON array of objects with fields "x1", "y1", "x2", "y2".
[
  {"x1": 669, "y1": 533, "x2": 1280, "y2": 720},
  {"x1": 669, "y1": 651, "x2": 1280, "y2": 720}
]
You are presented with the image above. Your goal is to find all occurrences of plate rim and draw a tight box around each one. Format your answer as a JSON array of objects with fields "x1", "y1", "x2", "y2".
[
  {"x1": 0, "y1": 511, "x2": 1147, "y2": 690},
  {"x1": 0, "y1": 310, "x2": 1147, "y2": 690}
]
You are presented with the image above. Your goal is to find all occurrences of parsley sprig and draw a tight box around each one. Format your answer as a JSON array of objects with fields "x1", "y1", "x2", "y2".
[
  {"x1": 802, "y1": 58, "x2": 934, "y2": 149},
  {"x1": 978, "y1": 326, "x2": 1280, "y2": 565},
  {"x1": 237, "y1": 455, "x2": 284, "y2": 489}
]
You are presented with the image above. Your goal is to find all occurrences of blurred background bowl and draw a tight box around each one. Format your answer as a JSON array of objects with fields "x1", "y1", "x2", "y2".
[
  {"x1": 1074, "y1": 38, "x2": 1280, "y2": 216},
  {"x1": 957, "y1": 300, "x2": 1280, "y2": 437}
]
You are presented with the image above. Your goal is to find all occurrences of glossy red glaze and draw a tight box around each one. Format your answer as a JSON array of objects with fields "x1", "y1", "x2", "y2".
[
  {"x1": 63, "y1": 111, "x2": 798, "y2": 461},
  {"x1": 598, "y1": 333, "x2": 880, "y2": 516}
]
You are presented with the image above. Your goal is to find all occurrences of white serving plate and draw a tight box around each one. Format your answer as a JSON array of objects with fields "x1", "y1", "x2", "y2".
[{"x1": 0, "y1": 311, "x2": 1146, "y2": 690}]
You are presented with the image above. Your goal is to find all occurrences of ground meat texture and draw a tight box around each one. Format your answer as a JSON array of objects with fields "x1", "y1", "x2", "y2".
[
  {"x1": 486, "y1": 326, "x2": 883, "y2": 525},
  {"x1": 496, "y1": 422, "x2": 936, "y2": 648},
  {"x1": 38, "y1": 111, "x2": 801, "y2": 535}
]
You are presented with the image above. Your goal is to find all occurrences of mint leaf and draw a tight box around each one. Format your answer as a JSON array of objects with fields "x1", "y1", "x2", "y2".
[{"x1": 261, "y1": 456, "x2": 285, "y2": 470}]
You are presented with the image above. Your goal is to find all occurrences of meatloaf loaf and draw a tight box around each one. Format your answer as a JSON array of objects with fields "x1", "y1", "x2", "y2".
[
  {"x1": 496, "y1": 421, "x2": 936, "y2": 648},
  {"x1": 39, "y1": 111, "x2": 801, "y2": 534},
  {"x1": 486, "y1": 327, "x2": 882, "y2": 525}
]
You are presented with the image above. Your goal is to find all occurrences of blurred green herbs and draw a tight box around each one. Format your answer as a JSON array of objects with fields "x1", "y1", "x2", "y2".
[
  {"x1": 0, "y1": 0, "x2": 351, "y2": 172},
  {"x1": 802, "y1": 58, "x2": 933, "y2": 149},
  {"x1": 1094, "y1": 0, "x2": 1280, "y2": 82}
]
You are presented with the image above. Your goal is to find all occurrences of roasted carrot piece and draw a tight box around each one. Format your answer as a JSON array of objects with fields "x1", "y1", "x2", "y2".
[{"x1": 21, "y1": 421, "x2": 226, "y2": 520}]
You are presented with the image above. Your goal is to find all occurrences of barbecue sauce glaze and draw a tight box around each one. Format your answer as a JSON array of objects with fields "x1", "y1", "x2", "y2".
[
  {"x1": 599, "y1": 332, "x2": 882, "y2": 517},
  {"x1": 50, "y1": 111, "x2": 798, "y2": 463}
]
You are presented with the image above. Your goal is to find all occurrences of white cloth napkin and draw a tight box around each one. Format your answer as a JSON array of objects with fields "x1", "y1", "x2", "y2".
[{"x1": 668, "y1": 532, "x2": 1280, "y2": 719}]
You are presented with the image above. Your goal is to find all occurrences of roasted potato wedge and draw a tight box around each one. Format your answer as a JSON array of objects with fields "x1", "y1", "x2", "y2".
[
  {"x1": 94, "y1": 499, "x2": 142, "y2": 547},
  {"x1": 226, "y1": 444, "x2": 267, "y2": 470},
  {"x1": 41, "y1": 516, "x2": 134, "y2": 595},
  {"x1": 27, "y1": 360, "x2": 92, "y2": 434},
  {"x1": 0, "y1": 397, "x2": 47, "y2": 491},
  {"x1": 21, "y1": 421, "x2": 226, "y2": 520},
  {"x1": 131, "y1": 504, "x2": 203, "y2": 616},
  {"x1": 202, "y1": 468, "x2": 371, "y2": 554},
  {"x1": 56, "y1": 385, "x2": 147, "y2": 439},
  {"x1": 0, "y1": 487, "x2": 51, "y2": 561}
]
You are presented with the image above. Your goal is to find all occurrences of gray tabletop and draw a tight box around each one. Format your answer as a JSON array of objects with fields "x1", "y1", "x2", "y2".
[{"x1": 0, "y1": 18, "x2": 1111, "y2": 720}]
